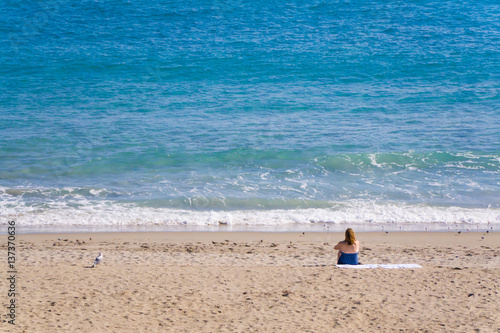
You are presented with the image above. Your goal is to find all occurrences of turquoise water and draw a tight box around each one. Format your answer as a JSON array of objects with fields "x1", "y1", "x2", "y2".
[{"x1": 1, "y1": 0, "x2": 499, "y2": 229}]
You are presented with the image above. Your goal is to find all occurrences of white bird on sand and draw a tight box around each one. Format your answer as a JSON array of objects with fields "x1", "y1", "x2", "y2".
[{"x1": 91, "y1": 252, "x2": 103, "y2": 268}]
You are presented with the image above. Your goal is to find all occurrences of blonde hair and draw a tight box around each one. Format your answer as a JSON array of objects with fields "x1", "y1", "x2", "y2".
[{"x1": 345, "y1": 228, "x2": 356, "y2": 245}]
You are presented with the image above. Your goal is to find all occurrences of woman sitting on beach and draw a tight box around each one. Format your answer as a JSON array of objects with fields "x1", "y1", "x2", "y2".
[{"x1": 334, "y1": 228, "x2": 359, "y2": 265}]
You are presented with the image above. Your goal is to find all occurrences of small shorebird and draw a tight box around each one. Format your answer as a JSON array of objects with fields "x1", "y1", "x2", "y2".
[{"x1": 91, "y1": 252, "x2": 103, "y2": 268}]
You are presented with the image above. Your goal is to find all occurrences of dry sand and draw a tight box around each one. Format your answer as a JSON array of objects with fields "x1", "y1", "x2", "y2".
[{"x1": 2, "y1": 231, "x2": 499, "y2": 332}]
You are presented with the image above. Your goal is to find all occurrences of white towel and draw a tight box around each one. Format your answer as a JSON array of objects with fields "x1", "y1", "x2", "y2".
[
  {"x1": 378, "y1": 264, "x2": 422, "y2": 269},
  {"x1": 336, "y1": 264, "x2": 422, "y2": 269}
]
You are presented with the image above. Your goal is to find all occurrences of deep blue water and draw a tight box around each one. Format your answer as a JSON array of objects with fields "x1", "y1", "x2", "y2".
[{"x1": 1, "y1": 0, "x2": 499, "y2": 229}]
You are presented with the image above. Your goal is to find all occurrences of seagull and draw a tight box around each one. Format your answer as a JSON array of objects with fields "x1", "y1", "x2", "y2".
[{"x1": 91, "y1": 252, "x2": 103, "y2": 268}]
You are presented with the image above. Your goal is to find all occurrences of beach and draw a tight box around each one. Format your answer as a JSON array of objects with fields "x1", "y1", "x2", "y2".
[{"x1": 3, "y1": 231, "x2": 499, "y2": 332}]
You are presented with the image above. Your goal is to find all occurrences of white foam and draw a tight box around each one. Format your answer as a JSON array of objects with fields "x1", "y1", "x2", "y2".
[{"x1": 1, "y1": 200, "x2": 499, "y2": 229}]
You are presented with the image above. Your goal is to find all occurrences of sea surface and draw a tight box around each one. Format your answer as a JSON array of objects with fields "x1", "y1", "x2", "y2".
[{"x1": 1, "y1": 0, "x2": 499, "y2": 232}]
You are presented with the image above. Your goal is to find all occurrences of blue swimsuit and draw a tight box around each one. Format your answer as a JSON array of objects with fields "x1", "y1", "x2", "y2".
[{"x1": 338, "y1": 251, "x2": 359, "y2": 265}]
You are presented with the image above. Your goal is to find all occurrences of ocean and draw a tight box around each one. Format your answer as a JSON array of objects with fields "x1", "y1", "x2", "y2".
[{"x1": 1, "y1": 0, "x2": 499, "y2": 232}]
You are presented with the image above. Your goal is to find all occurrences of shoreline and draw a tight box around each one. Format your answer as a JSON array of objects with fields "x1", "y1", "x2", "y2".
[
  {"x1": 16, "y1": 230, "x2": 499, "y2": 246},
  {"x1": 6, "y1": 221, "x2": 497, "y2": 235}
]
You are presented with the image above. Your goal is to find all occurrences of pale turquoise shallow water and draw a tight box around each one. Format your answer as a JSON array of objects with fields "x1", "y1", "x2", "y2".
[{"x1": 1, "y1": 0, "x2": 499, "y2": 230}]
